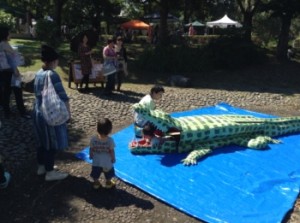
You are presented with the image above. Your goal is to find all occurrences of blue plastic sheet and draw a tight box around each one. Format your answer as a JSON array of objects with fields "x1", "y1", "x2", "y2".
[{"x1": 76, "y1": 103, "x2": 300, "y2": 223}]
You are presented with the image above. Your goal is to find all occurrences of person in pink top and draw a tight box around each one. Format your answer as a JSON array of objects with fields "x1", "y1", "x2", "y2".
[
  {"x1": 102, "y1": 38, "x2": 117, "y2": 96},
  {"x1": 188, "y1": 24, "x2": 196, "y2": 36}
]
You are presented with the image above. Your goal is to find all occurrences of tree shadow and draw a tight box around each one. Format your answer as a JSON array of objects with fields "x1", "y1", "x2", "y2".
[
  {"x1": 0, "y1": 154, "x2": 154, "y2": 223},
  {"x1": 72, "y1": 87, "x2": 144, "y2": 103},
  {"x1": 51, "y1": 172, "x2": 155, "y2": 211},
  {"x1": 128, "y1": 59, "x2": 300, "y2": 96}
]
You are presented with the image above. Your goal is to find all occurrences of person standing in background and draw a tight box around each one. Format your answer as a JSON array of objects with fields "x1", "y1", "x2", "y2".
[
  {"x1": 102, "y1": 38, "x2": 118, "y2": 96},
  {"x1": 114, "y1": 36, "x2": 128, "y2": 91},
  {"x1": 78, "y1": 33, "x2": 92, "y2": 91},
  {"x1": 33, "y1": 45, "x2": 70, "y2": 181},
  {"x1": 0, "y1": 26, "x2": 30, "y2": 119},
  {"x1": 153, "y1": 25, "x2": 159, "y2": 44},
  {"x1": 188, "y1": 24, "x2": 196, "y2": 36},
  {"x1": 114, "y1": 27, "x2": 123, "y2": 40},
  {"x1": 147, "y1": 24, "x2": 154, "y2": 43}
]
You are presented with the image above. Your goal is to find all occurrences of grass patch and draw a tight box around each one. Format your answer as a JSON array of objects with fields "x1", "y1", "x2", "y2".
[
  {"x1": 10, "y1": 37, "x2": 300, "y2": 92},
  {"x1": 10, "y1": 38, "x2": 74, "y2": 83}
]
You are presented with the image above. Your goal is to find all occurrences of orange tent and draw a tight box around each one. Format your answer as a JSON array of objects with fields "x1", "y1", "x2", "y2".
[{"x1": 120, "y1": 20, "x2": 150, "y2": 30}]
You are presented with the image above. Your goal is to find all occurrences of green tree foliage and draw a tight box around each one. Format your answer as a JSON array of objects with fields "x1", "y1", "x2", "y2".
[
  {"x1": 62, "y1": 0, "x2": 122, "y2": 34},
  {"x1": 290, "y1": 17, "x2": 300, "y2": 40},
  {"x1": 181, "y1": 0, "x2": 227, "y2": 23},
  {"x1": 253, "y1": 12, "x2": 280, "y2": 47},
  {"x1": 35, "y1": 19, "x2": 60, "y2": 47},
  {"x1": 4, "y1": 0, "x2": 123, "y2": 36},
  {"x1": 3, "y1": 0, "x2": 300, "y2": 64},
  {"x1": 262, "y1": 0, "x2": 300, "y2": 59},
  {"x1": 118, "y1": 0, "x2": 145, "y2": 19},
  {"x1": 236, "y1": 0, "x2": 262, "y2": 41},
  {"x1": 135, "y1": 36, "x2": 268, "y2": 73},
  {"x1": 206, "y1": 0, "x2": 238, "y2": 20},
  {"x1": 0, "y1": 9, "x2": 16, "y2": 29}
]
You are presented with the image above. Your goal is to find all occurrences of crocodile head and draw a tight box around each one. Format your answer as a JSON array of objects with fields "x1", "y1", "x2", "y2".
[
  {"x1": 132, "y1": 103, "x2": 179, "y2": 132},
  {"x1": 130, "y1": 103, "x2": 181, "y2": 154}
]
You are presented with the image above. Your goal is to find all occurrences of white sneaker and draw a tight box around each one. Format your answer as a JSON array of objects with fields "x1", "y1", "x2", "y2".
[
  {"x1": 37, "y1": 165, "x2": 58, "y2": 175},
  {"x1": 37, "y1": 165, "x2": 46, "y2": 175},
  {"x1": 45, "y1": 170, "x2": 68, "y2": 181}
]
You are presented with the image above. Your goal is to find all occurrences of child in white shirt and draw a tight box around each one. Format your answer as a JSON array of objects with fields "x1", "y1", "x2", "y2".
[
  {"x1": 90, "y1": 118, "x2": 116, "y2": 189},
  {"x1": 134, "y1": 85, "x2": 165, "y2": 138}
]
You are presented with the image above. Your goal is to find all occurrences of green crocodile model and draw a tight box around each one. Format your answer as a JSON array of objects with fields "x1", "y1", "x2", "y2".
[{"x1": 129, "y1": 103, "x2": 300, "y2": 165}]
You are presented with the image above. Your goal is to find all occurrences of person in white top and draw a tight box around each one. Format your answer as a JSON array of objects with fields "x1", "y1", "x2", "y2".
[
  {"x1": 134, "y1": 85, "x2": 165, "y2": 138},
  {"x1": 0, "y1": 26, "x2": 30, "y2": 119},
  {"x1": 89, "y1": 118, "x2": 116, "y2": 189}
]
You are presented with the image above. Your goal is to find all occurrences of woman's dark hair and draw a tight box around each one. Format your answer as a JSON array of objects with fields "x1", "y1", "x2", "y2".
[
  {"x1": 80, "y1": 33, "x2": 89, "y2": 44},
  {"x1": 150, "y1": 85, "x2": 165, "y2": 94},
  {"x1": 41, "y1": 44, "x2": 59, "y2": 62},
  {"x1": 107, "y1": 38, "x2": 114, "y2": 44},
  {"x1": 0, "y1": 27, "x2": 9, "y2": 42},
  {"x1": 117, "y1": 36, "x2": 123, "y2": 41},
  {"x1": 97, "y1": 118, "x2": 113, "y2": 135}
]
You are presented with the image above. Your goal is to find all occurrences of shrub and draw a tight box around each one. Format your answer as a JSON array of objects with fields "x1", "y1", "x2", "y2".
[
  {"x1": 202, "y1": 36, "x2": 268, "y2": 69},
  {"x1": 134, "y1": 35, "x2": 268, "y2": 73},
  {"x1": 135, "y1": 45, "x2": 206, "y2": 73},
  {"x1": 35, "y1": 19, "x2": 61, "y2": 47},
  {"x1": 0, "y1": 10, "x2": 15, "y2": 30}
]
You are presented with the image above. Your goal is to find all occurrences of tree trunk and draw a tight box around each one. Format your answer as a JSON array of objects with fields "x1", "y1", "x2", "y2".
[
  {"x1": 183, "y1": 0, "x2": 188, "y2": 24},
  {"x1": 158, "y1": 0, "x2": 169, "y2": 46},
  {"x1": 54, "y1": 0, "x2": 63, "y2": 38},
  {"x1": 236, "y1": 0, "x2": 261, "y2": 42},
  {"x1": 277, "y1": 14, "x2": 292, "y2": 60},
  {"x1": 183, "y1": 0, "x2": 191, "y2": 24},
  {"x1": 243, "y1": 12, "x2": 253, "y2": 42}
]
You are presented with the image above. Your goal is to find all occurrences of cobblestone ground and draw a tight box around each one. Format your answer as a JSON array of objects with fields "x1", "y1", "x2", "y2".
[{"x1": 1, "y1": 83, "x2": 300, "y2": 223}]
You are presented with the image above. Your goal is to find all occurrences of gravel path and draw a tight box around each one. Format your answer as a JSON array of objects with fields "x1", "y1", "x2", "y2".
[{"x1": 1, "y1": 84, "x2": 300, "y2": 223}]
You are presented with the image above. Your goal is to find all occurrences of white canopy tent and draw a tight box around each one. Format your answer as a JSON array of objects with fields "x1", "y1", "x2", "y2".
[
  {"x1": 185, "y1": 21, "x2": 205, "y2": 27},
  {"x1": 206, "y1": 15, "x2": 242, "y2": 28}
]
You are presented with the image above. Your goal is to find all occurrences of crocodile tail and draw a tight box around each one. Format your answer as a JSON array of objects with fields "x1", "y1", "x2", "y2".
[{"x1": 264, "y1": 116, "x2": 300, "y2": 136}]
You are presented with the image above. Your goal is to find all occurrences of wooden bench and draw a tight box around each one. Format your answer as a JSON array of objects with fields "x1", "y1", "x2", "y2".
[{"x1": 68, "y1": 60, "x2": 106, "y2": 89}]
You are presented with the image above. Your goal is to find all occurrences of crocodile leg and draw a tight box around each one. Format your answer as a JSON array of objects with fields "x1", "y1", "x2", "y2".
[
  {"x1": 181, "y1": 136, "x2": 248, "y2": 165},
  {"x1": 247, "y1": 136, "x2": 281, "y2": 149},
  {"x1": 181, "y1": 148, "x2": 212, "y2": 165},
  {"x1": 181, "y1": 135, "x2": 282, "y2": 165}
]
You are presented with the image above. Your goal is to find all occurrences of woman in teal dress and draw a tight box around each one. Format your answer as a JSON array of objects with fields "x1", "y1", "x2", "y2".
[{"x1": 32, "y1": 45, "x2": 71, "y2": 181}]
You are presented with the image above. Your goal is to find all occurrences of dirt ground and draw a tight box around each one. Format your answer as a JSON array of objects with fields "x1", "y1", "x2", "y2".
[{"x1": 1, "y1": 59, "x2": 300, "y2": 223}]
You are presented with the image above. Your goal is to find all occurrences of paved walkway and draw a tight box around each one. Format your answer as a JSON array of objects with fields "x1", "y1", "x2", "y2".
[
  {"x1": 1, "y1": 84, "x2": 300, "y2": 222},
  {"x1": 2, "y1": 84, "x2": 299, "y2": 171}
]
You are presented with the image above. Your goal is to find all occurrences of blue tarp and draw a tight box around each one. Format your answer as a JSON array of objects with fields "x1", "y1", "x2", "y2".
[{"x1": 76, "y1": 103, "x2": 300, "y2": 223}]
